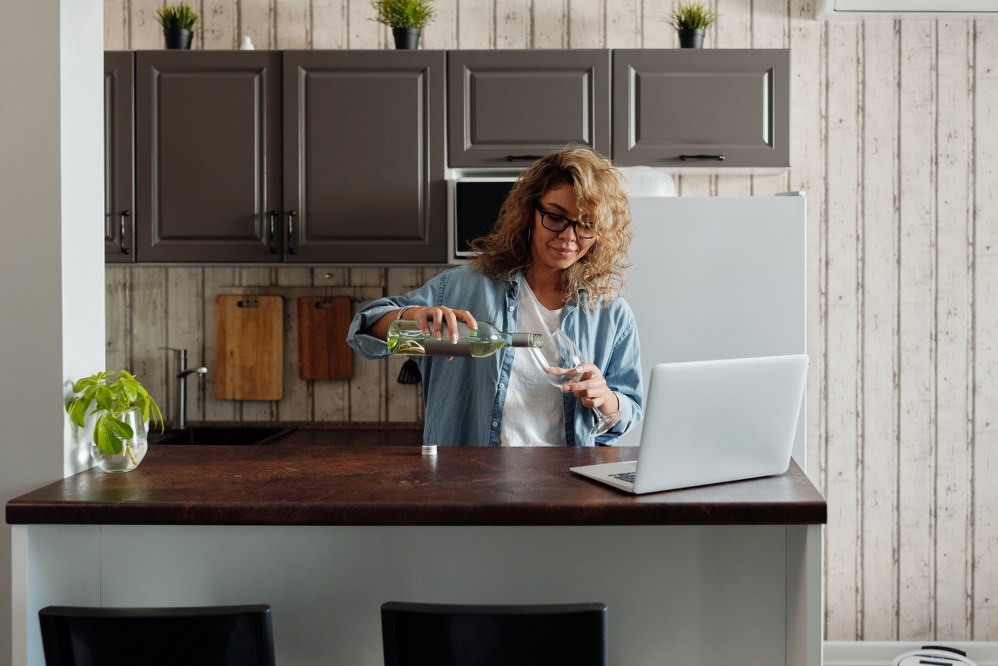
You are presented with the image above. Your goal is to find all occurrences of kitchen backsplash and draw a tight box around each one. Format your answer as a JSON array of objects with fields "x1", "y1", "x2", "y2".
[{"x1": 106, "y1": 265, "x2": 447, "y2": 425}]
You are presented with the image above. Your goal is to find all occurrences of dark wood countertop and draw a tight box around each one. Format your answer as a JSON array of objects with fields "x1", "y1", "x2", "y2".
[
  {"x1": 6, "y1": 445, "x2": 826, "y2": 527},
  {"x1": 149, "y1": 421, "x2": 425, "y2": 446},
  {"x1": 272, "y1": 423, "x2": 423, "y2": 446}
]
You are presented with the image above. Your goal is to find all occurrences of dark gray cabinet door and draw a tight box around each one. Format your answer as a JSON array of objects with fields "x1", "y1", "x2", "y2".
[
  {"x1": 135, "y1": 51, "x2": 283, "y2": 262},
  {"x1": 283, "y1": 51, "x2": 446, "y2": 263},
  {"x1": 105, "y1": 51, "x2": 134, "y2": 263},
  {"x1": 612, "y1": 49, "x2": 790, "y2": 169},
  {"x1": 448, "y1": 50, "x2": 611, "y2": 167}
]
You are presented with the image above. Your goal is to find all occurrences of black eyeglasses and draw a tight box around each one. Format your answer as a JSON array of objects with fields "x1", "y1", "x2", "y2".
[{"x1": 535, "y1": 205, "x2": 595, "y2": 240}]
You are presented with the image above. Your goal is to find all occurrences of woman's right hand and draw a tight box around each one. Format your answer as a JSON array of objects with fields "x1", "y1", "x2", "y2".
[{"x1": 399, "y1": 306, "x2": 478, "y2": 343}]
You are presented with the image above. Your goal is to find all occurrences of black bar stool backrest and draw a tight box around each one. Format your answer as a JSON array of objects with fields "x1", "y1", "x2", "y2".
[
  {"x1": 382, "y1": 601, "x2": 608, "y2": 666},
  {"x1": 38, "y1": 604, "x2": 275, "y2": 666}
]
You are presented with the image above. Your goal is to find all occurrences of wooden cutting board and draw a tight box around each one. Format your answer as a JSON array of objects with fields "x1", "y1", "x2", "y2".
[
  {"x1": 214, "y1": 295, "x2": 283, "y2": 400},
  {"x1": 297, "y1": 296, "x2": 353, "y2": 380}
]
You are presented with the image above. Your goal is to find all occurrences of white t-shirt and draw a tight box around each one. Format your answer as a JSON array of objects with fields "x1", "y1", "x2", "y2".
[{"x1": 500, "y1": 282, "x2": 565, "y2": 446}]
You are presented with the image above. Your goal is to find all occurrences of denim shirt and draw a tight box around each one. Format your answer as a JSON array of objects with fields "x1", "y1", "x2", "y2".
[{"x1": 347, "y1": 266, "x2": 643, "y2": 447}]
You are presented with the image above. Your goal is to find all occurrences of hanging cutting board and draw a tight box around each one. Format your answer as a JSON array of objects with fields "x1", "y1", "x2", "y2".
[
  {"x1": 297, "y1": 296, "x2": 354, "y2": 380},
  {"x1": 214, "y1": 295, "x2": 283, "y2": 401}
]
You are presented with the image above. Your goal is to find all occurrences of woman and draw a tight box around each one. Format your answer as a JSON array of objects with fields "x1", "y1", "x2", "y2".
[{"x1": 347, "y1": 147, "x2": 642, "y2": 446}]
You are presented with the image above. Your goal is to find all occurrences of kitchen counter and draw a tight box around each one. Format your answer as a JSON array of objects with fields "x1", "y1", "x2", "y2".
[
  {"x1": 148, "y1": 421, "x2": 425, "y2": 446},
  {"x1": 8, "y1": 444, "x2": 825, "y2": 666},
  {"x1": 269, "y1": 422, "x2": 423, "y2": 446},
  {"x1": 6, "y1": 446, "x2": 825, "y2": 527}
]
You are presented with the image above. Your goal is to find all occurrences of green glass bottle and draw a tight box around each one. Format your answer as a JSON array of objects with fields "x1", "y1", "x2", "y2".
[{"x1": 387, "y1": 319, "x2": 542, "y2": 358}]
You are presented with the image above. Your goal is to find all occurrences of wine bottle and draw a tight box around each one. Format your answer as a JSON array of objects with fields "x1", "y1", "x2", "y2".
[{"x1": 387, "y1": 319, "x2": 543, "y2": 358}]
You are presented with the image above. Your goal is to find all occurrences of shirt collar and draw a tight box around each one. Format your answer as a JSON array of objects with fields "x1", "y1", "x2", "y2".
[{"x1": 509, "y1": 270, "x2": 589, "y2": 302}]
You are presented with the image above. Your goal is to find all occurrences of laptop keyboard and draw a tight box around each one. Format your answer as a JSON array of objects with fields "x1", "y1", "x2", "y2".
[{"x1": 610, "y1": 471, "x2": 636, "y2": 483}]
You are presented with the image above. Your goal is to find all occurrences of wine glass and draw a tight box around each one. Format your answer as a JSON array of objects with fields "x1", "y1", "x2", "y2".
[{"x1": 528, "y1": 328, "x2": 621, "y2": 437}]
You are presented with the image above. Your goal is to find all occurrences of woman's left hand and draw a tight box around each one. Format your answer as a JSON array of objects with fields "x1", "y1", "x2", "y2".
[{"x1": 563, "y1": 363, "x2": 620, "y2": 416}]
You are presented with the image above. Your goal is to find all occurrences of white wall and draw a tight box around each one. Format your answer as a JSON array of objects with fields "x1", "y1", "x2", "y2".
[{"x1": 0, "y1": 0, "x2": 104, "y2": 661}]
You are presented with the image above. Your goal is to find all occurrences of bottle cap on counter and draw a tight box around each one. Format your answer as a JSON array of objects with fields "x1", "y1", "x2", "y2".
[{"x1": 421, "y1": 444, "x2": 438, "y2": 456}]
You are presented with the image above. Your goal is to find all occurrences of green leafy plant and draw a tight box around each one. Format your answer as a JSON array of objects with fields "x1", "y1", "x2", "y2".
[
  {"x1": 66, "y1": 370, "x2": 165, "y2": 462},
  {"x1": 155, "y1": 2, "x2": 200, "y2": 31},
  {"x1": 370, "y1": 0, "x2": 435, "y2": 29},
  {"x1": 665, "y1": 2, "x2": 717, "y2": 30}
]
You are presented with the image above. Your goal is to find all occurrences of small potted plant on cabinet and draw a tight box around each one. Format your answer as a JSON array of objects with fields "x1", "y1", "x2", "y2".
[
  {"x1": 370, "y1": 0, "x2": 435, "y2": 50},
  {"x1": 666, "y1": 2, "x2": 717, "y2": 49},
  {"x1": 156, "y1": 1, "x2": 199, "y2": 50},
  {"x1": 66, "y1": 370, "x2": 165, "y2": 473}
]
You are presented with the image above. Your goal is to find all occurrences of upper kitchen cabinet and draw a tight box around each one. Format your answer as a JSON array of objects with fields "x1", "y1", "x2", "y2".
[
  {"x1": 612, "y1": 49, "x2": 790, "y2": 170},
  {"x1": 283, "y1": 51, "x2": 446, "y2": 263},
  {"x1": 131, "y1": 50, "x2": 446, "y2": 264},
  {"x1": 105, "y1": 52, "x2": 134, "y2": 263},
  {"x1": 135, "y1": 51, "x2": 283, "y2": 262},
  {"x1": 448, "y1": 50, "x2": 611, "y2": 168}
]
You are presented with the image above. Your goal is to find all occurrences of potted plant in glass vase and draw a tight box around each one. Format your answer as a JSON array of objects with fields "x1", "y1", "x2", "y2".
[
  {"x1": 66, "y1": 370, "x2": 165, "y2": 473},
  {"x1": 156, "y1": 1, "x2": 199, "y2": 50},
  {"x1": 666, "y1": 2, "x2": 717, "y2": 49},
  {"x1": 370, "y1": 0, "x2": 435, "y2": 50}
]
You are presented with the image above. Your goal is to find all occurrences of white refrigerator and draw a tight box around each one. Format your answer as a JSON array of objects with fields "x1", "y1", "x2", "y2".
[{"x1": 620, "y1": 195, "x2": 807, "y2": 466}]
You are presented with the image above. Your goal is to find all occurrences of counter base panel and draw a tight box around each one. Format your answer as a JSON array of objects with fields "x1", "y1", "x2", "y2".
[{"x1": 13, "y1": 523, "x2": 821, "y2": 666}]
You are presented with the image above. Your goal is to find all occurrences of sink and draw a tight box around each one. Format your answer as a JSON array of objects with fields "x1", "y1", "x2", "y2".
[{"x1": 150, "y1": 425, "x2": 296, "y2": 446}]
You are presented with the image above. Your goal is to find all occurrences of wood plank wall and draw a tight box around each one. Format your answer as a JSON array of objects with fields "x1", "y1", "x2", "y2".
[{"x1": 103, "y1": 0, "x2": 998, "y2": 645}]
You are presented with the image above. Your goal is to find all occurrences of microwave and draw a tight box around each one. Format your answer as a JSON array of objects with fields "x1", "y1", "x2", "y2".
[{"x1": 448, "y1": 176, "x2": 519, "y2": 262}]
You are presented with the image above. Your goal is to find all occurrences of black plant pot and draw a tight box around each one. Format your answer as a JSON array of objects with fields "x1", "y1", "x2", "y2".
[
  {"x1": 392, "y1": 27, "x2": 421, "y2": 50},
  {"x1": 164, "y1": 28, "x2": 193, "y2": 50},
  {"x1": 678, "y1": 28, "x2": 705, "y2": 48}
]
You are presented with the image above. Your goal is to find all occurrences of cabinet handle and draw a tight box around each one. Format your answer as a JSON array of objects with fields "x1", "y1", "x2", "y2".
[
  {"x1": 505, "y1": 154, "x2": 543, "y2": 162},
  {"x1": 679, "y1": 154, "x2": 726, "y2": 161},
  {"x1": 287, "y1": 210, "x2": 297, "y2": 254},
  {"x1": 119, "y1": 210, "x2": 131, "y2": 255},
  {"x1": 267, "y1": 210, "x2": 279, "y2": 254}
]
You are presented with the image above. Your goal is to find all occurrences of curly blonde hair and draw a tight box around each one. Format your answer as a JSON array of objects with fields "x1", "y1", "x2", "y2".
[{"x1": 469, "y1": 147, "x2": 632, "y2": 308}]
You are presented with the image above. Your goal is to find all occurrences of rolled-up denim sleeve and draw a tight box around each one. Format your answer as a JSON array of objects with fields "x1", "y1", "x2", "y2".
[
  {"x1": 345, "y1": 271, "x2": 450, "y2": 360},
  {"x1": 346, "y1": 299, "x2": 404, "y2": 359},
  {"x1": 595, "y1": 310, "x2": 643, "y2": 445}
]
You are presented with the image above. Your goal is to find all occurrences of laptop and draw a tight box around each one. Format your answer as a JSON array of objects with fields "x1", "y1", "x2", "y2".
[{"x1": 570, "y1": 354, "x2": 808, "y2": 494}]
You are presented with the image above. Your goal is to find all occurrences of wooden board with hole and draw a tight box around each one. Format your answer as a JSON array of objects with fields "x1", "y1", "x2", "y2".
[
  {"x1": 297, "y1": 296, "x2": 353, "y2": 380},
  {"x1": 213, "y1": 295, "x2": 283, "y2": 400}
]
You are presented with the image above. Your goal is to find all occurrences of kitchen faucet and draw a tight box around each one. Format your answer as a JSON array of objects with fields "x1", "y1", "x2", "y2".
[{"x1": 164, "y1": 348, "x2": 207, "y2": 430}]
